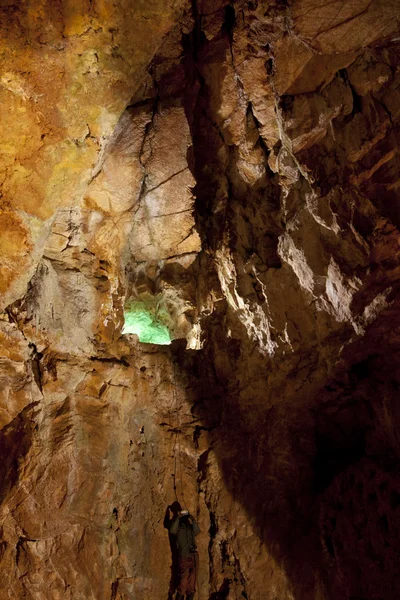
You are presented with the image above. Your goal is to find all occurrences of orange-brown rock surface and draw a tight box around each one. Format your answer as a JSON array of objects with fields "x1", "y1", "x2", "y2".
[{"x1": 1, "y1": 0, "x2": 400, "y2": 598}]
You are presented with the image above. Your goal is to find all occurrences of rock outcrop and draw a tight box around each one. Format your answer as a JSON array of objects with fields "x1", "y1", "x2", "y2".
[{"x1": 1, "y1": 0, "x2": 400, "y2": 598}]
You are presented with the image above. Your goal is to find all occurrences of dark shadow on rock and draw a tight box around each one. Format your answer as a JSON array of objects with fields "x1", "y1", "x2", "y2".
[
  {"x1": 171, "y1": 292, "x2": 400, "y2": 599},
  {"x1": 208, "y1": 577, "x2": 231, "y2": 599},
  {"x1": 0, "y1": 403, "x2": 37, "y2": 504}
]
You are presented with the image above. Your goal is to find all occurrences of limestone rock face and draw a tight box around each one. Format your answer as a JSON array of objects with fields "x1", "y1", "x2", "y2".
[
  {"x1": 1, "y1": 0, "x2": 400, "y2": 599},
  {"x1": 0, "y1": 0, "x2": 190, "y2": 307}
]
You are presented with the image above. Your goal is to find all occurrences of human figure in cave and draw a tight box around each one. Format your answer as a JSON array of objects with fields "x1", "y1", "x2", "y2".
[
  {"x1": 164, "y1": 501, "x2": 200, "y2": 600},
  {"x1": 164, "y1": 502, "x2": 180, "y2": 600}
]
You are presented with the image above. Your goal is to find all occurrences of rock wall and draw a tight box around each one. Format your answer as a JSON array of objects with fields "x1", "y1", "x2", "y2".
[{"x1": 1, "y1": 0, "x2": 400, "y2": 598}]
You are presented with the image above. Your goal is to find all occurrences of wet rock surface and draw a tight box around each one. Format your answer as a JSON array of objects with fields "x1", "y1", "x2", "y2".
[{"x1": 1, "y1": 0, "x2": 400, "y2": 598}]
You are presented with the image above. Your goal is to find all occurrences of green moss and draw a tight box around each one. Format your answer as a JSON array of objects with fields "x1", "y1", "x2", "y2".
[{"x1": 122, "y1": 300, "x2": 171, "y2": 345}]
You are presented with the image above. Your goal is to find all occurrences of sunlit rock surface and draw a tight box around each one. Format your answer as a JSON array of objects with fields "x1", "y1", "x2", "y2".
[{"x1": 1, "y1": 0, "x2": 400, "y2": 598}]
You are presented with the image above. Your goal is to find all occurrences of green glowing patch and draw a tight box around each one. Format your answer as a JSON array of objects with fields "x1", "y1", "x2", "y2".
[{"x1": 122, "y1": 301, "x2": 172, "y2": 345}]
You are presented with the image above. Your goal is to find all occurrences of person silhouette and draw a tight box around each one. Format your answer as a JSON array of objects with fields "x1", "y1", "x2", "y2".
[
  {"x1": 164, "y1": 502, "x2": 180, "y2": 599},
  {"x1": 164, "y1": 501, "x2": 200, "y2": 600}
]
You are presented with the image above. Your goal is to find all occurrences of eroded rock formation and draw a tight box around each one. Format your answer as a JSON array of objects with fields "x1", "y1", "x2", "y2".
[{"x1": 1, "y1": 0, "x2": 400, "y2": 598}]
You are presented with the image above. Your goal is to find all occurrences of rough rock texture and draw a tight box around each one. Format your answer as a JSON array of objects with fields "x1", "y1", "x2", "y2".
[
  {"x1": 0, "y1": 0, "x2": 189, "y2": 307},
  {"x1": 1, "y1": 0, "x2": 400, "y2": 599}
]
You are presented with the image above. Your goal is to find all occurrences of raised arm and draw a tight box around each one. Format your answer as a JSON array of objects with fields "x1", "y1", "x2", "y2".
[{"x1": 169, "y1": 516, "x2": 180, "y2": 535}]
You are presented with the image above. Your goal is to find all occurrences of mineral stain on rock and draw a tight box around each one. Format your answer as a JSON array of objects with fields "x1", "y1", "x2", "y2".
[{"x1": 1, "y1": 0, "x2": 400, "y2": 598}]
